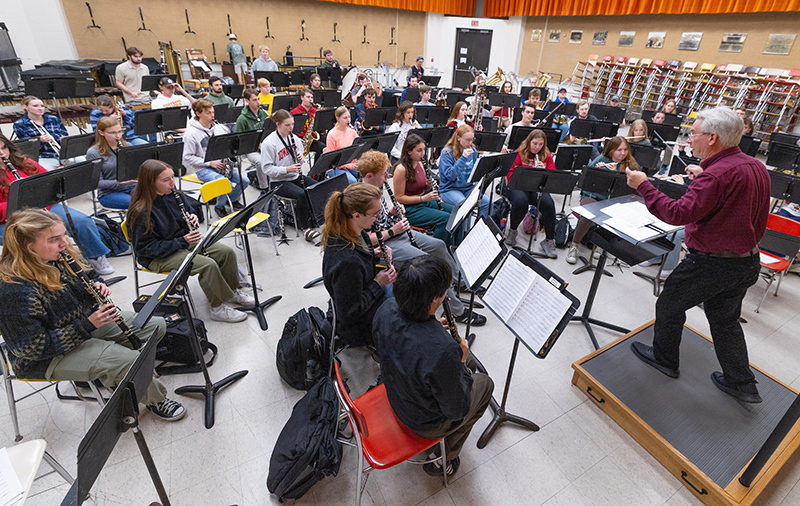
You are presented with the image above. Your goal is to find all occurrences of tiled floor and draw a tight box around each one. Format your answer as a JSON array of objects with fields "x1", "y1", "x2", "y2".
[{"x1": 3, "y1": 146, "x2": 800, "y2": 506}]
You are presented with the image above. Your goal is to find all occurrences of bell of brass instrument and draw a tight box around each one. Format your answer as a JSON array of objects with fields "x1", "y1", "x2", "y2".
[
  {"x1": 303, "y1": 114, "x2": 320, "y2": 157},
  {"x1": 486, "y1": 67, "x2": 505, "y2": 87}
]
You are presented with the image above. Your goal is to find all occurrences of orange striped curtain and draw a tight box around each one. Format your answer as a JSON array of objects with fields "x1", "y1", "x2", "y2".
[
  {"x1": 482, "y1": 0, "x2": 800, "y2": 17},
  {"x1": 320, "y1": 0, "x2": 476, "y2": 16}
]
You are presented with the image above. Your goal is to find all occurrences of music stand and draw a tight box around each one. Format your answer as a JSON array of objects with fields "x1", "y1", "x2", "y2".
[
  {"x1": 641, "y1": 109, "x2": 682, "y2": 126},
  {"x1": 59, "y1": 132, "x2": 96, "y2": 161},
  {"x1": 291, "y1": 113, "x2": 309, "y2": 135},
  {"x1": 312, "y1": 108, "x2": 336, "y2": 132},
  {"x1": 446, "y1": 92, "x2": 471, "y2": 108},
  {"x1": 472, "y1": 131, "x2": 505, "y2": 153},
  {"x1": 407, "y1": 126, "x2": 454, "y2": 150},
  {"x1": 205, "y1": 130, "x2": 262, "y2": 205},
  {"x1": 488, "y1": 93, "x2": 521, "y2": 110},
  {"x1": 476, "y1": 248, "x2": 580, "y2": 448},
  {"x1": 509, "y1": 126, "x2": 561, "y2": 153},
  {"x1": 588, "y1": 104, "x2": 626, "y2": 123},
  {"x1": 225, "y1": 105, "x2": 244, "y2": 124},
  {"x1": 422, "y1": 75, "x2": 441, "y2": 86},
  {"x1": 354, "y1": 132, "x2": 399, "y2": 155},
  {"x1": 15, "y1": 138, "x2": 40, "y2": 162},
  {"x1": 221, "y1": 84, "x2": 244, "y2": 99},
  {"x1": 629, "y1": 143, "x2": 663, "y2": 174},
  {"x1": 59, "y1": 328, "x2": 165, "y2": 506},
  {"x1": 321, "y1": 89, "x2": 342, "y2": 108},
  {"x1": 414, "y1": 106, "x2": 450, "y2": 126},
  {"x1": 519, "y1": 86, "x2": 549, "y2": 103},
  {"x1": 117, "y1": 142, "x2": 184, "y2": 181},
  {"x1": 141, "y1": 74, "x2": 177, "y2": 92},
  {"x1": 569, "y1": 119, "x2": 619, "y2": 140},
  {"x1": 271, "y1": 94, "x2": 301, "y2": 112},
  {"x1": 554, "y1": 145, "x2": 593, "y2": 171},
  {"x1": 134, "y1": 107, "x2": 190, "y2": 138},
  {"x1": 254, "y1": 71, "x2": 289, "y2": 89},
  {"x1": 364, "y1": 107, "x2": 396, "y2": 130},
  {"x1": 308, "y1": 145, "x2": 359, "y2": 180},
  {"x1": 646, "y1": 122, "x2": 680, "y2": 147},
  {"x1": 213, "y1": 103, "x2": 229, "y2": 124},
  {"x1": 668, "y1": 153, "x2": 700, "y2": 176},
  {"x1": 739, "y1": 135, "x2": 762, "y2": 157},
  {"x1": 402, "y1": 87, "x2": 420, "y2": 103},
  {"x1": 769, "y1": 131, "x2": 800, "y2": 149},
  {"x1": 766, "y1": 143, "x2": 800, "y2": 173},
  {"x1": 302, "y1": 174, "x2": 350, "y2": 288},
  {"x1": 769, "y1": 170, "x2": 800, "y2": 206},
  {"x1": 26, "y1": 77, "x2": 95, "y2": 125},
  {"x1": 316, "y1": 67, "x2": 342, "y2": 87},
  {"x1": 546, "y1": 101, "x2": 577, "y2": 116},
  {"x1": 446, "y1": 177, "x2": 485, "y2": 235}
]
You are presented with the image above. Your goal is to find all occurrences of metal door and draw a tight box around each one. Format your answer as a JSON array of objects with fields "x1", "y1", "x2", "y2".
[{"x1": 453, "y1": 28, "x2": 493, "y2": 90}]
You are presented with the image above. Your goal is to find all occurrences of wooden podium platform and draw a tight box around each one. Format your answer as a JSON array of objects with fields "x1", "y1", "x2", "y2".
[{"x1": 571, "y1": 321, "x2": 800, "y2": 506}]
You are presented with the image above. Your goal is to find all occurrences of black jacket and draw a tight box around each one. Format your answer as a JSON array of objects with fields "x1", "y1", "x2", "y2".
[
  {"x1": 322, "y1": 234, "x2": 385, "y2": 347},
  {"x1": 131, "y1": 194, "x2": 191, "y2": 268}
]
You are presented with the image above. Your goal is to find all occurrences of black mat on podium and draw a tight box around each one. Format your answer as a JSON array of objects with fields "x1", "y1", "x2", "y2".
[{"x1": 581, "y1": 325, "x2": 796, "y2": 487}]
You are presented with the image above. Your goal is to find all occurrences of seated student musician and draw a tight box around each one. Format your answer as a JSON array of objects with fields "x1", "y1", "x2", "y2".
[
  {"x1": 235, "y1": 87, "x2": 270, "y2": 171},
  {"x1": 13, "y1": 96, "x2": 68, "y2": 170},
  {"x1": 438, "y1": 125, "x2": 490, "y2": 217},
  {"x1": 549, "y1": 87, "x2": 572, "y2": 138},
  {"x1": 392, "y1": 134, "x2": 461, "y2": 247},
  {"x1": 522, "y1": 89, "x2": 542, "y2": 109},
  {"x1": 309, "y1": 73, "x2": 324, "y2": 91},
  {"x1": 205, "y1": 76, "x2": 235, "y2": 107},
  {"x1": 504, "y1": 130, "x2": 558, "y2": 258},
  {"x1": 0, "y1": 209, "x2": 186, "y2": 421},
  {"x1": 387, "y1": 101, "x2": 422, "y2": 163},
  {"x1": 416, "y1": 85, "x2": 434, "y2": 107},
  {"x1": 353, "y1": 87, "x2": 381, "y2": 135},
  {"x1": 567, "y1": 136, "x2": 640, "y2": 264},
  {"x1": 661, "y1": 99, "x2": 677, "y2": 115},
  {"x1": 0, "y1": 135, "x2": 116, "y2": 275},
  {"x1": 90, "y1": 94, "x2": 148, "y2": 146},
  {"x1": 324, "y1": 106, "x2": 359, "y2": 184},
  {"x1": 250, "y1": 45, "x2": 279, "y2": 83},
  {"x1": 358, "y1": 150, "x2": 486, "y2": 326},
  {"x1": 85, "y1": 117, "x2": 137, "y2": 210},
  {"x1": 150, "y1": 77, "x2": 195, "y2": 110},
  {"x1": 127, "y1": 159, "x2": 254, "y2": 323},
  {"x1": 183, "y1": 98, "x2": 248, "y2": 217},
  {"x1": 490, "y1": 81, "x2": 515, "y2": 132},
  {"x1": 400, "y1": 75, "x2": 420, "y2": 104},
  {"x1": 260, "y1": 109, "x2": 319, "y2": 243},
  {"x1": 319, "y1": 49, "x2": 341, "y2": 89},
  {"x1": 257, "y1": 78, "x2": 275, "y2": 114},
  {"x1": 446, "y1": 101, "x2": 473, "y2": 130},
  {"x1": 291, "y1": 87, "x2": 324, "y2": 161},
  {"x1": 563, "y1": 101, "x2": 601, "y2": 159},
  {"x1": 504, "y1": 102, "x2": 538, "y2": 149},
  {"x1": 322, "y1": 183, "x2": 395, "y2": 348},
  {"x1": 372, "y1": 255, "x2": 493, "y2": 478},
  {"x1": 651, "y1": 111, "x2": 666, "y2": 124},
  {"x1": 629, "y1": 119, "x2": 652, "y2": 146}
]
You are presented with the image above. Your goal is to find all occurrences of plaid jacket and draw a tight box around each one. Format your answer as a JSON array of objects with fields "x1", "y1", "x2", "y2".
[{"x1": 13, "y1": 113, "x2": 67, "y2": 159}]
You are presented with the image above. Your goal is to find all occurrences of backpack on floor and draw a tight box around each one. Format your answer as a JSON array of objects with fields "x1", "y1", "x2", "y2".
[
  {"x1": 267, "y1": 376, "x2": 342, "y2": 501},
  {"x1": 155, "y1": 316, "x2": 218, "y2": 375},
  {"x1": 491, "y1": 196, "x2": 511, "y2": 229},
  {"x1": 554, "y1": 215, "x2": 574, "y2": 248},
  {"x1": 92, "y1": 214, "x2": 130, "y2": 257},
  {"x1": 276, "y1": 307, "x2": 330, "y2": 391},
  {"x1": 522, "y1": 205, "x2": 540, "y2": 236},
  {"x1": 251, "y1": 192, "x2": 283, "y2": 237}
]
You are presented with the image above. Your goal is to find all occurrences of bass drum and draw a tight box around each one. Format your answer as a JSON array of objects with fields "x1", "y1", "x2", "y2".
[{"x1": 341, "y1": 67, "x2": 359, "y2": 101}]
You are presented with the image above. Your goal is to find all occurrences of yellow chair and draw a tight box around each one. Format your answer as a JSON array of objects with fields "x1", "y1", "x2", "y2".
[{"x1": 199, "y1": 177, "x2": 235, "y2": 226}]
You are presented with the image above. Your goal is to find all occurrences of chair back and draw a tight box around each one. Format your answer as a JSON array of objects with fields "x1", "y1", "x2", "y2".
[
  {"x1": 120, "y1": 220, "x2": 131, "y2": 242},
  {"x1": 333, "y1": 362, "x2": 370, "y2": 438},
  {"x1": 760, "y1": 215, "x2": 800, "y2": 258},
  {"x1": 200, "y1": 177, "x2": 233, "y2": 202},
  {"x1": 767, "y1": 212, "x2": 800, "y2": 236}
]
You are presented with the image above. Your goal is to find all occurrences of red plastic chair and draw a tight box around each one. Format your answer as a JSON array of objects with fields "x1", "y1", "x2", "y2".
[
  {"x1": 333, "y1": 362, "x2": 447, "y2": 506},
  {"x1": 756, "y1": 213, "x2": 800, "y2": 312}
]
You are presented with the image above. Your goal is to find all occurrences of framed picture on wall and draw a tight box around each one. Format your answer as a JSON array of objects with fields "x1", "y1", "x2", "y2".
[
  {"x1": 593, "y1": 31, "x2": 608, "y2": 46},
  {"x1": 531, "y1": 29, "x2": 542, "y2": 42},
  {"x1": 646, "y1": 32, "x2": 666, "y2": 49},
  {"x1": 618, "y1": 31, "x2": 635, "y2": 48},
  {"x1": 719, "y1": 33, "x2": 747, "y2": 52},
  {"x1": 570, "y1": 31, "x2": 583, "y2": 44},
  {"x1": 763, "y1": 34, "x2": 796, "y2": 55},
  {"x1": 549, "y1": 30, "x2": 561, "y2": 43},
  {"x1": 678, "y1": 32, "x2": 703, "y2": 51}
]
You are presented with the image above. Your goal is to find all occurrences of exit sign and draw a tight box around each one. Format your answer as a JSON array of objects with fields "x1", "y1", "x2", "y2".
[{"x1": 471, "y1": 20, "x2": 479, "y2": 27}]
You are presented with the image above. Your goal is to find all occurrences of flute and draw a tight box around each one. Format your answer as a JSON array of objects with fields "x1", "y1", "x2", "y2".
[
  {"x1": 585, "y1": 135, "x2": 646, "y2": 143},
  {"x1": 59, "y1": 251, "x2": 143, "y2": 349},
  {"x1": 383, "y1": 182, "x2": 419, "y2": 249},
  {"x1": 172, "y1": 189, "x2": 198, "y2": 231}
]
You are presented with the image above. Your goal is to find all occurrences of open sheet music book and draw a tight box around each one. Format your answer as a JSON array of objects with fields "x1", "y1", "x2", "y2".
[
  {"x1": 454, "y1": 218, "x2": 503, "y2": 289},
  {"x1": 482, "y1": 254, "x2": 573, "y2": 353}
]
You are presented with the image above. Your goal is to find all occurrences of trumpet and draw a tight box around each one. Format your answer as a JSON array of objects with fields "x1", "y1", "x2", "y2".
[
  {"x1": 59, "y1": 251, "x2": 143, "y2": 349},
  {"x1": 172, "y1": 189, "x2": 198, "y2": 231},
  {"x1": 31, "y1": 121, "x2": 61, "y2": 155},
  {"x1": 115, "y1": 101, "x2": 124, "y2": 127}
]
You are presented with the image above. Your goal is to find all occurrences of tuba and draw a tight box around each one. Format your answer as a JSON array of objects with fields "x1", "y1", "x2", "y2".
[{"x1": 486, "y1": 67, "x2": 505, "y2": 87}]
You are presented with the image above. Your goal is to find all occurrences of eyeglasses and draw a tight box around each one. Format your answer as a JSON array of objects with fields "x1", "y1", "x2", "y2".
[
  {"x1": 364, "y1": 212, "x2": 381, "y2": 219},
  {"x1": 687, "y1": 132, "x2": 710, "y2": 139}
]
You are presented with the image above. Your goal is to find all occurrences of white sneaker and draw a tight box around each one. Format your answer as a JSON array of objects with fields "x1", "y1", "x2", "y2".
[
  {"x1": 209, "y1": 304, "x2": 248, "y2": 323},
  {"x1": 88, "y1": 255, "x2": 114, "y2": 275},
  {"x1": 566, "y1": 243, "x2": 578, "y2": 265},
  {"x1": 230, "y1": 288, "x2": 255, "y2": 306}
]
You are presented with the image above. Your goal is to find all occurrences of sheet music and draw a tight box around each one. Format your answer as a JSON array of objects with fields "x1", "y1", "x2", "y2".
[
  {"x1": 451, "y1": 178, "x2": 484, "y2": 228},
  {"x1": 571, "y1": 205, "x2": 595, "y2": 220},
  {"x1": 483, "y1": 255, "x2": 572, "y2": 352},
  {"x1": 455, "y1": 219, "x2": 502, "y2": 288},
  {"x1": 0, "y1": 447, "x2": 24, "y2": 506},
  {"x1": 760, "y1": 252, "x2": 781, "y2": 265}
]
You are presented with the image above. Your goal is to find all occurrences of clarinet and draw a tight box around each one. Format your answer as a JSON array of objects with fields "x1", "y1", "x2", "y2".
[
  {"x1": 440, "y1": 297, "x2": 462, "y2": 344},
  {"x1": 59, "y1": 251, "x2": 143, "y2": 349},
  {"x1": 276, "y1": 199, "x2": 290, "y2": 244},
  {"x1": 172, "y1": 189, "x2": 198, "y2": 231},
  {"x1": 2, "y1": 157, "x2": 22, "y2": 180},
  {"x1": 371, "y1": 223, "x2": 392, "y2": 269},
  {"x1": 383, "y1": 182, "x2": 419, "y2": 249},
  {"x1": 423, "y1": 163, "x2": 444, "y2": 211}
]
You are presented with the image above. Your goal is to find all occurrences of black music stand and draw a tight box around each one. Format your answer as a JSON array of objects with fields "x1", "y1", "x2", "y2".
[
  {"x1": 302, "y1": 174, "x2": 350, "y2": 288},
  {"x1": 414, "y1": 106, "x2": 450, "y2": 126},
  {"x1": 476, "y1": 248, "x2": 580, "y2": 448},
  {"x1": 446, "y1": 92, "x2": 471, "y2": 108},
  {"x1": 291, "y1": 113, "x2": 309, "y2": 135},
  {"x1": 204, "y1": 130, "x2": 261, "y2": 205},
  {"x1": 646, "y1": 122, "x2": 680, "y2": 148},
  {"x1": 59, "y1": 328, "x2": 166, "y2": 506},
  {"x1": 508, "y1": 167, "x2": 581, "y2": 256},
  {"x1": 519, "y1": 86, "x2": 549, "y2": 103},
  {"x1": 769, "y1": 170, "x2": 800, "y2": 206},
  {"x1": 570, "y1": 196, "x2": 676, "y2": 349},
  {"x1": 272, "y1": 94, "x2": 301, "y2": 112},
  {"x1": 668, "y1": 153, "x2": 700, "y2": 176},
  {"x1": 254, "y1": 71, "x2": 290, "y2": 89},
  {"x1": 59, "y1": 132, "x2": 96, "y2": 161},
  {"x1": 422, "y1": 76, "x2": 441, "y2": 86},
  {"x1": 739, "y1": 135, "x2": 762, "y2": 157},
  {"x1": 225, "y1": 106, "x2": 244, "y2": 124},
  {"x1": 221, "y1": 84, "x2": 244, "y2": 100},
  {"x1": 213, "y1": 103, "x2": 229, "y2": 124},
  {"x1": 141, "y1": 74, "x2": 177, "y2": 92},
  {"x1": 312, "y1": 108, "x2": 336, "y2": 132},
  {"x1": 766, "y1": 143, "x2": 800, "y2": 173},
  {"x1": 403, "y1": 87, "x2": 420, "y2": 103},
  {"x1": 15, "y1": 138, "x2": 40, "y2": 162},
  {"x1": 117, "y1": 142, "x2": 184, "y2": 181},
  {"x1": 363, "y1": 107, "x2": 396, "y2": 130},
  {"x1": 488, "y1": 93, "x2": 521, "y2": 110},
  {"x1": 26, "y1": 77, "x2": 95, "y2": 125},
  {"x1": 769, "y1": 131, "x2": 800, "y2": 149},
  {"x1": 316, "y1": 67, "x2": 342, "y2": 87},
  {"x1": 321, "y1": 89, "x2": 342, "y2": 108},
  {"x1": 354, "y1": 132, "x2": 399, "y2": 155},
  {"x1": 569, "y1": 119, "x2": 619, "y2": 140},
  {"x1": 630, "y1": 143, "x2": 663, "y2": 175},
  {"x1": 554, "y1": 145, "x2": 592, "y2": 171},
  {"x1": 471, "y1": 132, "x2": 503, "y2": 152},
  {"x1": 546, "y1": 101, "x2": 577, "y2": 117},
  {"x1": 471, "y1": 152, "x2": 517, "y2": 215},
  {"x1": 407, "y1": 126, "x2": 454, "y2": 150},
  {"x1": 308, "y1": 145, "x2": 359, "y2": 180},
  {"x1": 356, "y1": 95, "x2": 385, "y2": 107},
  {"x1": 134, "y1": 107, "x2": 190, "y2": 140},
  {"x1": 641, "y1": 109, "x2": 682, "y2": 126},
  {"x1": 588, "y1": 104, "x2": 626, "y2": 123},
  {"x1": 507, "y1": 126, "x2": 561, "y2": 153}
]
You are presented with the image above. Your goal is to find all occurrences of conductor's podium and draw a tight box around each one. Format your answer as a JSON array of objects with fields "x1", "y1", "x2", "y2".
[{"x1": 572, "y1": 321, "x2": 800, "y2": 506}]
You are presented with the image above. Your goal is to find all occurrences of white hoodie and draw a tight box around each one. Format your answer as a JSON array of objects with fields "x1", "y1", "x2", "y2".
[
  {"x1": 258, "y1": 130, "x2": 303, "y2": 188},
  {"x1": 182, "y1": 117, "x2": 229, "y2": 172}
]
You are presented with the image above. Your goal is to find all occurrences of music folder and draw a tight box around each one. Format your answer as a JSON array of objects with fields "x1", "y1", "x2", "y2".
[{"x1": 446, "y1": 176, "x2": 485, "y2": 234}]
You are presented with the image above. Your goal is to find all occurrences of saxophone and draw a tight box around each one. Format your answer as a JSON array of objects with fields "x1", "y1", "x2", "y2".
[{"x1": 302, "y1": 110, "x2": 320, "y2": 157}]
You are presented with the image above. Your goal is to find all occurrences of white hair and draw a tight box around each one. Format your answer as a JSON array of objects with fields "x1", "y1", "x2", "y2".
[{"x1": 696, "y1": 107, "x2": 744, "y2": 148}]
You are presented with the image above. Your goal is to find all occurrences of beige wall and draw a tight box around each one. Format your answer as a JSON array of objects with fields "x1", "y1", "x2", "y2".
[
  {"x1": 520, "y1": 12, "x2": 800, "y2": 82},
  {"x1": 61, "y1": 0, "x2": 424, "y2": 68}
]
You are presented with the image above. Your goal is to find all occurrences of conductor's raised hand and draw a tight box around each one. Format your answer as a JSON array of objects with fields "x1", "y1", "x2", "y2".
[{"x1": 625, "y1": 167, "x2": 648, "y2": 189}]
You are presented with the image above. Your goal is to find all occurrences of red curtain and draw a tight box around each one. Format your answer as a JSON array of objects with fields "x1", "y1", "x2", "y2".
[
  {"x1": 482, "y1": 0, "x2": 800, "y2": 17},
  {"x1": 320, "y1": 0, "x2": 476, "y2": 16}
]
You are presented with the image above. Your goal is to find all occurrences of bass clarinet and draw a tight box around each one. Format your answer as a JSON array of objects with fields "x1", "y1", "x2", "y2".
[
  {"x1": 172, "y1": 189, "x2": 198, "y2": 231},
  {"x1": 59, "y1": 251, "x2": 143, "y2": 349},
  {"x1": 383, "y1": 182, "x2": 419, "y2": 249}
]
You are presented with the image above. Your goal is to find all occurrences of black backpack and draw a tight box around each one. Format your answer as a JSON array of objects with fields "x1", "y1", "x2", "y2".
[
  {"x1": 267, "y1": 376, "x2": 342, "y2": 501},
  {"x1": 155, "y1": 316, "x2": 218, "y2": 375},
  {"x1": 276, "y1": 307, "x2": 330, "y2": 391},
  {"x1": 491, "y1": 196, "x2": 511, "y2": 229},
  {"x1": 92, "y1": 214, "x2": 130, "y2": 257},
  {"x1": 554, "y1": 215, "x2": 575, "y2": 248}
]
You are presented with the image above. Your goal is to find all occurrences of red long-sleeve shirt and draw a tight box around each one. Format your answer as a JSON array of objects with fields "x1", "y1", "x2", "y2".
[
  {"x1": 506, "y1": 152, "x2": 556, "y2": 184},
  {"x1": 636, "y1": 146, "x2": 770, "y2": 254}
]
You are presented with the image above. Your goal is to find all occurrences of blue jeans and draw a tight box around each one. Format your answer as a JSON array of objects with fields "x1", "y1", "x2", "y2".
[
  {"x1": 50, "y1": 205, "x2": 110, "y2": 259},
  {"x1": 127, "y1": 136, "x2": 149, "y2": 146},
  {"x1": 196, "y1": 167, "x2": 248, "y2": 208},
  {"x1": 439, "y1": 189, "x2": 490, "y2": 218},
  {"x1": 328, "y1": 168, "x2": 359, "y2": 184},
  {"x1": 98, "y1": 187, "x2": 134, "y2": 210}
]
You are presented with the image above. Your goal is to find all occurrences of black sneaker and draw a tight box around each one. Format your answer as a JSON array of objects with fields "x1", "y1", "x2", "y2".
[
  {"x1": 214, "y1": 206, "x2": 229, "y2": 219},
  {"x1": 232, "y1": 200, "x2": 244, "y2": 210},
  {"x1": 455, "y1": 311, "x2": 487, "y2": 327},
  {"x1": 147, "y1": 398, "x2": 187, "y2": 421},
  {"x1": 711, "y1": 372, "x2": 762, "y2": 403},
  {"x1": 423, "y1": 456, "x2": 460, "y2": 478},
  {"x1": 630, "y1": 341, "x2": 679, "y2": 378}
]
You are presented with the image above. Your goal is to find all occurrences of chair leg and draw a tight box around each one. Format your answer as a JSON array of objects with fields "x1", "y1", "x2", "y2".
[
  {"x1": 3, "y1": 369, "x2": 22, "y2": 442},
  {"x1": 355, "y1": 451, "x2": 365, "y2": 506},
  {"x1": 43, "y1": 451, "x2": 74, "y2": 484},
  {"x1": 289, "y1": 201, "x2": 300, "y2": 237},
  {"x1": 87, "y1": 381, "x2": 107, "y2": 408},
  {"x1": 755, "y1": 273, "x2": 776, "y2": 313},
  {"x1": 439, "y1": 439, "x2": 448, "y2": 487},
  {"x1": 774, "y1": 262, "x2": 793, "y2": 296}
]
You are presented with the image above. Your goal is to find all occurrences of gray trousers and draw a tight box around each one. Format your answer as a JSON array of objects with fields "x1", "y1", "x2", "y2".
[
  {"x1": 45, "y1": 312, "x2": 168, "y2": 406},
  {"x1": 387, "y1": 230, "x2": 465, "y2": 316}
]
